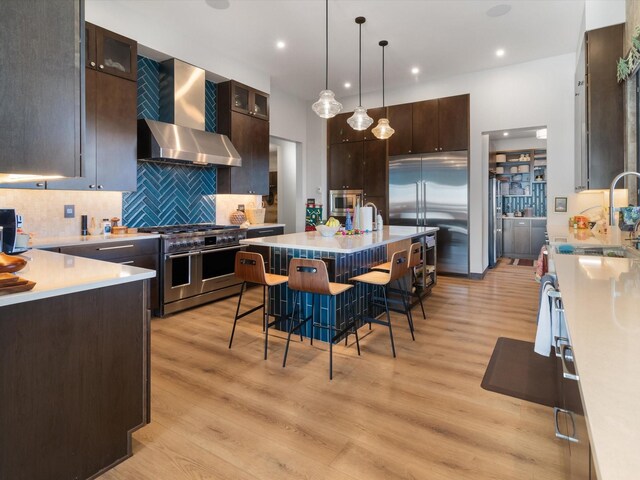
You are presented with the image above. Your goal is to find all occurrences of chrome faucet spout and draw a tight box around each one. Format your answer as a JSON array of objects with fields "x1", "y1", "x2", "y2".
[
  {"x1": 363, "y1": 202, "x2": 378, "y2": 230},
  {"x1": 608, "y1": 171, "x2": 640, "y2": 225}
]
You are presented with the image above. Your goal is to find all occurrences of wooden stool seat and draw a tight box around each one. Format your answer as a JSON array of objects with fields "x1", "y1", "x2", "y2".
[
  {"x1": 350, "y1": 270, "x2": 391, "y2": 286},
  {"x1": 283, "y1": 258, "x2": 360, "y2": 379},
  {"x1": 371, "y1": 260, "x2": 392, "y2": 272},
  {"x1": 264, "y1": 273, "x2": 289, "y2": 287},
  {"x1": 229, "y1": 251, "x2": 288, "y2": 360}
]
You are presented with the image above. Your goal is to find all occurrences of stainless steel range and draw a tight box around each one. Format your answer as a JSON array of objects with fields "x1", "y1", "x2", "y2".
[{"x1": 138, "y1": 224, "x2": 247, "y2": 316}]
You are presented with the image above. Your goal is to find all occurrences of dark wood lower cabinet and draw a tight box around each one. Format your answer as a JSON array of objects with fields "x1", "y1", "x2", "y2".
[{"x1": 0, "y1": 281, "x2": 150, "y2": 480}]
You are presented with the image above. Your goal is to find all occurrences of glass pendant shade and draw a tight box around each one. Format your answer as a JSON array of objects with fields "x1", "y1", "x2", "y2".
[
  {"x1": 372, "y1": 117, "x2": 395, "y2": 139},
  {"x1": 312, "y1": 89, "x2": 342, "y2": 118},
  {"x1": 347, "y1": 106, "x2": 373, "y2": 131}
]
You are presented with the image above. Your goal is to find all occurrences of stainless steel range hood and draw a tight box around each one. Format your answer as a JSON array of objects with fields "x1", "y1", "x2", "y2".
[{"x1": 137, "y1": 59, "x2": 241, "y2": 167}]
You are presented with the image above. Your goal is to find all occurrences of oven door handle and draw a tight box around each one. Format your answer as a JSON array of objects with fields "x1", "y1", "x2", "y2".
[
  {"x1": 201, "y1": 245, "x2": 246, "y2": 254},
  {"x1": 166, "y1": 251, "x2": 201, "y2": 259}
]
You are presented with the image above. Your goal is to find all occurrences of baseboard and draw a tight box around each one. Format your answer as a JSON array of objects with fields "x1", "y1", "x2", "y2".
[{"x1": 468, "y1": 267, "x2": 489, "y2": 280}]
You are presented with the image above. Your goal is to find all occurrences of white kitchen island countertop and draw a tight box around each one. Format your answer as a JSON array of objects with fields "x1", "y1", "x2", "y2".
[
  {"x1": 0, "y1": 249, "x2": 155, "y2": 307},
  {"x1": 240, "y1": 226, "x2": 438, "y2": 254},
  {"x1": 553, "y1": 254, "x2": 640, "y2": 480},
  {"x1": 546, "y1": 225, "x2": 628, "y2": 247}
]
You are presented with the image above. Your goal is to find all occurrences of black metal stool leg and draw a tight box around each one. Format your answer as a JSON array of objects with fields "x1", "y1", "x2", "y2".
[
  {"x1": 228, "y1": 281, "x2": 246, "y2": 349},
  {"x1": 310, "y1": 293, "x2": 316, "y2": 346},
  {"x1": 262, "y1": 285, "x2": 267, "y2": 332},
  {"x1": 329, "y1": 295, "x2": 333, "y2": 380},
  {"x1": 264, "y1": 285, "x2": 269, "y2": 360},
  {"x1": 412, "y1": 268, "x2": 426, "y2": 319},
  {"x1": 382, "y1": 285, "x2": 396, "y2": 358},
  {"x1": 349, "y1": 290, "x2": 361, "y2": 356},
  {"x1": 400, "y1": 277, "x2": 416, "y2": 341},
  {"x1": 282, "y1": 290, "x2": 300, "y2": 368}
]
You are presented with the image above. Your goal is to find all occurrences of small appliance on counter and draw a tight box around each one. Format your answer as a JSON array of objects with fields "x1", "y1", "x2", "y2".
[{"x1": 0, "y1": 209, "x2": 29, "y2": 254}]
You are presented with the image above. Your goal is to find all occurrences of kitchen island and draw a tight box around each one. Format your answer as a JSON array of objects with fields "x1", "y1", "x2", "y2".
[
  {"x1": 0, "y1": 249, "x2": 155, "y2": 480},
  {"x1": 240, "y1": 226, "x2": 438, "y2": 341}
]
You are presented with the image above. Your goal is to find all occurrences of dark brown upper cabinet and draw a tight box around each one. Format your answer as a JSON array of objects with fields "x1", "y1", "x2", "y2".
[
  {"x1": 438, "y1": 94, "x2": 469, "y2": 152},
  {"x1": 328, "y1": 142, "x2": 364, "y2": 190},
  {"x1": 363, "y1": 139, "x2": 387, "y2": 197},
  {"x1": 387, "y1": 104, "x2": 413, "y2": 156},
  {"x1": 328, "y1": 112, "x2": 364, "y2": 144},
  {"x1": 575, "y1": 24, "x2": 623, "y2": 191},
  {"x1": 0, "y1": 0, "x2": 82, "y2": 178},
  {"x1": 88, "y1": 23, "x2": 137, "y2": 81},
  {"x1": 217, "y1": 80, "x2": 270, "y2": 195},
  {"x1": 48, "y1": 67, "x2": 138, "y2": 192},
  {"x1": 219, "y1": 80, "x2": 269, "y2": 121},
  {"x1": 412, "y1": 99, "x2": 439, "y2": 153}
]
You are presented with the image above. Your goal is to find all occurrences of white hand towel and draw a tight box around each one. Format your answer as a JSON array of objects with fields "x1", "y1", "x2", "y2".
[{"x1": 534, "y1": 283, "x2": 555, "y2": 356}]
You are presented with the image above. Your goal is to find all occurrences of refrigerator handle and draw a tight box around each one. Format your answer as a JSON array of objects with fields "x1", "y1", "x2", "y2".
[
  {"x1": 415, "y1": 182, "x2": 420, "y2": 226},
  {"x1": 422, "y1": 181, "x2": 427, "y2": 226}
]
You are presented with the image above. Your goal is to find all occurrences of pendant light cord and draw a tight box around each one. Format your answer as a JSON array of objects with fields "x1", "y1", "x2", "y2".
[
  {"x1": 358, "y1": 21, "x2": 362, "y2": 106},
  {"x1": 382, "y1": 44, "x2": 385, "y2": 107},
  {"x1": 325, "y1": 0, "x2": 328, "y2": 90}
]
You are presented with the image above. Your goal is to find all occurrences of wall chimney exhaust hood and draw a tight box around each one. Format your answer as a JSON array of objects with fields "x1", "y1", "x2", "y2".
[{"x1": 137, "y1": 59, "x2": 241, "y2": 167}]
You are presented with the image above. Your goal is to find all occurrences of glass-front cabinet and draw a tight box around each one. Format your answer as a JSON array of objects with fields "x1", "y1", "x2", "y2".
[
  {"x1": 230, "y1": 81, "x2": 269, "y2": 120},
  {"x1": 85, "y1": 22, "x2": 137, "y2": 81}
]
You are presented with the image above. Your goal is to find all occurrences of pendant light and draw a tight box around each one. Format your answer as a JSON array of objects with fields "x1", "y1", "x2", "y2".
[
  {"x1": 311, "y1": 0, "x2": 342, "y2": 118},
  {"x1": 372, "y1": 40, "x2": 395, "y2": 139},
  {"x1": 347, "y1": 16, "x2": 373, "y2": 131}
]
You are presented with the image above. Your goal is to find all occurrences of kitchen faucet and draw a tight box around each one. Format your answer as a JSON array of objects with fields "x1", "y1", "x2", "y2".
[
  {"x1": 363, "y1": 202, "x2": 378, "y2": 230},
  {"x1": 608, "y1": 171, "x2": 640, "y2": 225}
]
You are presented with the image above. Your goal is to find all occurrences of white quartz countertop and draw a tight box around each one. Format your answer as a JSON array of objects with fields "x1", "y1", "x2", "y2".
[
  {"x1": 546, "y1": 225, "x2": 626, "y2": 247},
  {"x1": 31, "y1": 233, "x2": 160, "y2": 249},
  {"x1": 244, "y1": 223, "x2": 286, "y2": 230},
  {"x1": 0, "y1": 249, "x2": 156, "y2": 307},
  {"x1": 240, "y1": 226, "x2": 438, "y2": 253},
  {"x1": 553, "y1": 254, "x2": 640, "y2": 480}
]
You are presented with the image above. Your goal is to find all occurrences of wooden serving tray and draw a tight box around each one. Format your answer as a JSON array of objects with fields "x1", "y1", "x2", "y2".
[
  {"x1": 0, "y1": 252, "x2": 27, "y2": 274},
  {"x1": 0, "y1": 280, "x2": 36, "y2": 295},
  {"x1": 0, "y1": 273, "x2": 20, "y2": 286}
]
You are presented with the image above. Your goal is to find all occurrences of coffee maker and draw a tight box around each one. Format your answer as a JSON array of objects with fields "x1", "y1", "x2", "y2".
[{"x1": 0, "y1": 209, "x2": 28, "y2": 254}]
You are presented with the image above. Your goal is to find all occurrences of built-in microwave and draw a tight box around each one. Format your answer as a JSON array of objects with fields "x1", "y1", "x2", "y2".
[{"x1": 329, "y1": 189, "x2": 363, "y2": 216}]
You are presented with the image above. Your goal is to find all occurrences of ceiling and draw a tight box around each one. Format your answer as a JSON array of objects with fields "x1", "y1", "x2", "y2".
[{"x1": 87, "y1": 0, "x2": 585, "y2": 101}]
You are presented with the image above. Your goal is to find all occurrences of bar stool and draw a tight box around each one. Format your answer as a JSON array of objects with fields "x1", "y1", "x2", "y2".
[
  {"x1": 371, "y1": 241, "x2": 426, "y2": 319},
  {"x1": 282, "y1": 258, "x2": 360, "y2": 380},
  {"x1": 350, "y1": 250, "x2": 415, "y2": 357},
  {"x1": 228, "y1": 251, "x2": 288, "y2": 360}
]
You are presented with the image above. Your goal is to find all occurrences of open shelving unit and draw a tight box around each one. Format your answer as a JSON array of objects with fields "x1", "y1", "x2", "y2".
[{"x1": 490, "y1": 148, "x2": 547, "y2": 197}]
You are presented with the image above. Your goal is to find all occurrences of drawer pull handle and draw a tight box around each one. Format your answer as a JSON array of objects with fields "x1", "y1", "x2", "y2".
[
  {"x1": 560, "y1": 344, "x2": 579, "y2": 381},
  {"x1": 554, "y1": 407, "x2": 579, "y2": 443},
  {"x1": 97, "y1": 244, "x2": 135, "y2": 251},
  {"x1": 119, "y1": 260, "x2": 134, "y2": 265}
]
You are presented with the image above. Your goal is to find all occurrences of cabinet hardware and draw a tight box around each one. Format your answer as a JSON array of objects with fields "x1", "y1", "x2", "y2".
[
  {"x1": 90, "y1": 61, "x2": 96, "y2": 67},
  {"x1": 560, "y1": 344, "x2": 579, "y2": 381},
  {"x1": 118, "y1": 260, "x2": 134, "y2": 265},
  {"x1": 554, "y1": 407, "x2": 579, "y2": 443},
  {"x1": 36, "y1": 182, "x2": 45, "y2": 187},
  {"x1": 89, "y1": 184, "x2": 96, "y2": 189},
  {"x1": 97, "y1": 185, "x2": 104, "y2": 190},
  {"x1": 97, "y1": 244, "x2": 134, "y2": 251},
  {"x1": 99, "y1": 64, "x2": 104, "y2": 69}
]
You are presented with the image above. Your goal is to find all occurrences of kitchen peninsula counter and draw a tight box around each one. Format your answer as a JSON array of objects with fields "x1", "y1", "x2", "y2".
[
  {"x1": 0, "y1": 249, "x2": 153, "y2": 479},
  {"x1": 553, "y1": 254, "x2": 640, "y2": 480},
  {"x1": 31, "y1": 232, "x2": 160, "y2": 250}
]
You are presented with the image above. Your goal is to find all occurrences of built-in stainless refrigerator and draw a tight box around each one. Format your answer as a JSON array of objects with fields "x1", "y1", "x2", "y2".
[
  {"x1": 389, "y1": 152, "x2": 469, "y2": 275},
  {"x1": 488, "y1": 176, "x2": 503, "y2": 268}
]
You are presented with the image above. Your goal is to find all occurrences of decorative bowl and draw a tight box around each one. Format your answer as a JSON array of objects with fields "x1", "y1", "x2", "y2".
[{"x1": 316, "y1": 225, "x2": 340, "y2": 237}]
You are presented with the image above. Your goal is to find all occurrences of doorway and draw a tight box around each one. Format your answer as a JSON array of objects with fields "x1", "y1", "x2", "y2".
[{"x1": 268, "y1": 137, "x2": 304, "y2": 233}]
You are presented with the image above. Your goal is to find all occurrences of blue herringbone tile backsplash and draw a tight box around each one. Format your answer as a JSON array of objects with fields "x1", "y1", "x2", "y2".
[
  {"x1": 502, "y1": 183, "x2": 547, "y2": 217},
  {"x1": 123, "y1": 163, "x2": 216, "y2": 227},
  {"x1": 124, "y1": 56, "x2": 218, "y2": 226}
]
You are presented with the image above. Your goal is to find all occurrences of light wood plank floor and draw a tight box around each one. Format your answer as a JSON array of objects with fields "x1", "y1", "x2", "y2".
[{"x1": 100, "y1": 260, "x2": 565, "y2": 480}]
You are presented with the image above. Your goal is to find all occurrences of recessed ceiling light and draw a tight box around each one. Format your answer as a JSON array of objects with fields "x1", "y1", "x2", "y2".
[
  {"x1": 276, "y1": 40, "x2": 286, "y2": 49},
  {"x1": 503, "y1": 132, "x2": 509, "y2": 136},
  {"x1": 496, "y1": 49, "x2": 505, "y2": 57},
  {"x1": 486, "y1": 4, "x2": 512, "y2": 17},
  {"x1": 536, "y1": 128, "x2": 548, "y2": 139},
  {"x1": 344, "y1": 82, "x2": 352, "y2": 89},
  {"x1": 411, "y1": 67, "x2": 420, "y2": 75}
]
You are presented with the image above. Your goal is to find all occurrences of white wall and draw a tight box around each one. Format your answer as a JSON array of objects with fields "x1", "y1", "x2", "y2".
[
  {"x1": 307, "y1": 53, "x2": 576, "y2": 275},
  {"x1": 585, "y1": 0, "x2": 626, "y2": 30},
  {"x1": 491, "y1": 137, "x2": 547, "y2": 151},
  {"x1": 271, "y1": 138, "x2": 302, "y2": 233}
]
